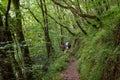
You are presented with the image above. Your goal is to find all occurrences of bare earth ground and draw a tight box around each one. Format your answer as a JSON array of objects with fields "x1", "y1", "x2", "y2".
[{"x1": 61, "y1": 56, "x2": 80, "y2": 80}]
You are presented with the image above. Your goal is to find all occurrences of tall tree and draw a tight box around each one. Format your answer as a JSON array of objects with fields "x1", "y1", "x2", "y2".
[
  {"x1": 0, "y1": 0, "x2": 16, "y2": 79},
  {"x1": 40, "y1": 0, "x2": 54, "y2": 58},
  {"x1": 12, "y1": 0, "x2": 32, "y2": 79}
]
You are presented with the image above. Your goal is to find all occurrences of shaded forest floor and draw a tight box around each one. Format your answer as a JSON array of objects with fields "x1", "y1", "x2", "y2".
[{"x1": 61, "y1": 55, "x2": 80, "y2": 80}]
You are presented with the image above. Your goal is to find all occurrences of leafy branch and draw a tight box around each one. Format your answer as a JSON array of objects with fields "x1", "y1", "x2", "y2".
[
  {"x1": 51, "y1": 0, "x2": 102, "y2": 28},
  {"x1": 47, "y1": 14, "x2": 76, "y2": 36}
]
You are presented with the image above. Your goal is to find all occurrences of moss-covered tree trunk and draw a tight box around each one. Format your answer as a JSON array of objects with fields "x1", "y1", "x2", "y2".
[
  {"x1": 12, "y1": 0, "x2": 32, "y2": 79},
  {"x1": 40, "y1": 0, "x2": 54, "y2": 58},
  {"x1": 0, "y1": 1, "x2": 15, "y2": 79}
]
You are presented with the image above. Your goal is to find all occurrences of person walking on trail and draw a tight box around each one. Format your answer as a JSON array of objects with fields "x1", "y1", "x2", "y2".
[{"x1": 65, "y1": 41, "x2": 71, "y2": 53}]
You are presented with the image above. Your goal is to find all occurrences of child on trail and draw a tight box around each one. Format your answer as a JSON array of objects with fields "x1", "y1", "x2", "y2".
[{"x1": 60, "y1": 43, "x2": 65, "y2": 51}]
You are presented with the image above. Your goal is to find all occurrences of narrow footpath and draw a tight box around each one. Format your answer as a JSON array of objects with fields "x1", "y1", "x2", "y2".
[{"x1": 61, "y1": 56, "x2": 80, "y2": 80}]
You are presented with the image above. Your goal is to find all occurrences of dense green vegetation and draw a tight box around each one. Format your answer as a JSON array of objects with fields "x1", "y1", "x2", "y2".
[{"x1": 0, "y1": 0, "x2": 120, "y2": 80}]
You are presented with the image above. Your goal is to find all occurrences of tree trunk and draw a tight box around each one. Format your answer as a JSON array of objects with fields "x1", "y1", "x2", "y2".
[
  {"x1": 40, "y1": 0, "x2": 54, "y2": 58},
  {"x1": 12, "y1": 0, "x2": 32, "y2": 79},
  {"x1": 0, "y1": 8, "x2": 16, "y2": 80}
]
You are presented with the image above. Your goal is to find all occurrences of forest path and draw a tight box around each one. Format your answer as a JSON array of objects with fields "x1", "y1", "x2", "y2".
[{"x1": 61, "y1": 55, "x2": 80, "y2": 80}]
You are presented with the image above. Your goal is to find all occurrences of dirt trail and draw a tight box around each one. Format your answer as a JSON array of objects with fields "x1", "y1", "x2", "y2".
[{"x1": 61, "y1": 56, "x2": 80, "y2": 80}]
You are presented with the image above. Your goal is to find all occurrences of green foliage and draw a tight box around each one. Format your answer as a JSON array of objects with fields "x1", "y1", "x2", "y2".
[
  {"x1": 41, "y1": 53, "x2": 69, "y2": 80},
  {"x1": 1, "y1": 0, "x2": 120, "y2": 80},
  {"x1": 49, "y1": 53, "x2": 69, "y2": 72},
  {"x1": 77, "y1": 25, "x2": 120, "y2": 80},
  {"x1": 76, "y1": 3, "x2": 120, "y2": 79},
  {"x1": 41, "y1": 72, "x2": 62, "y2": 80}
]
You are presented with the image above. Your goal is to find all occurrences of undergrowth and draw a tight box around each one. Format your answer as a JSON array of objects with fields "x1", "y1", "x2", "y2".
[
  {"x1": 77, "y1": 27, "x2": 120, "y2": 80},
  {"x1": 41, "y1": 53, "x2": 69, "y2": 80}
]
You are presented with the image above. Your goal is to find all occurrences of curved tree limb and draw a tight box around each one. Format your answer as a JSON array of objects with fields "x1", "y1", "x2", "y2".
[
  {"x1": 47, "y1": 14, "x2": 76, "y2": 36},
  {"x1": 27, "y1": 8, "x2": 43, "y2": 28},
  {"x1": 51, "y1": 0, "x2": 101, "y2": 22}
]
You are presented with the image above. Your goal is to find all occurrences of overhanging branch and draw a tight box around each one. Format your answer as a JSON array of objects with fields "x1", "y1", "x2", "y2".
[
  {"x1": 47, "y1": 14, "x2": 76, "y2": 36},
  {"x1": 51, "y1": 0, "x2": 101, "y2": 22},
  {"x1": 27, "y1": 8, "x2": 44, "y2": 28}
]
